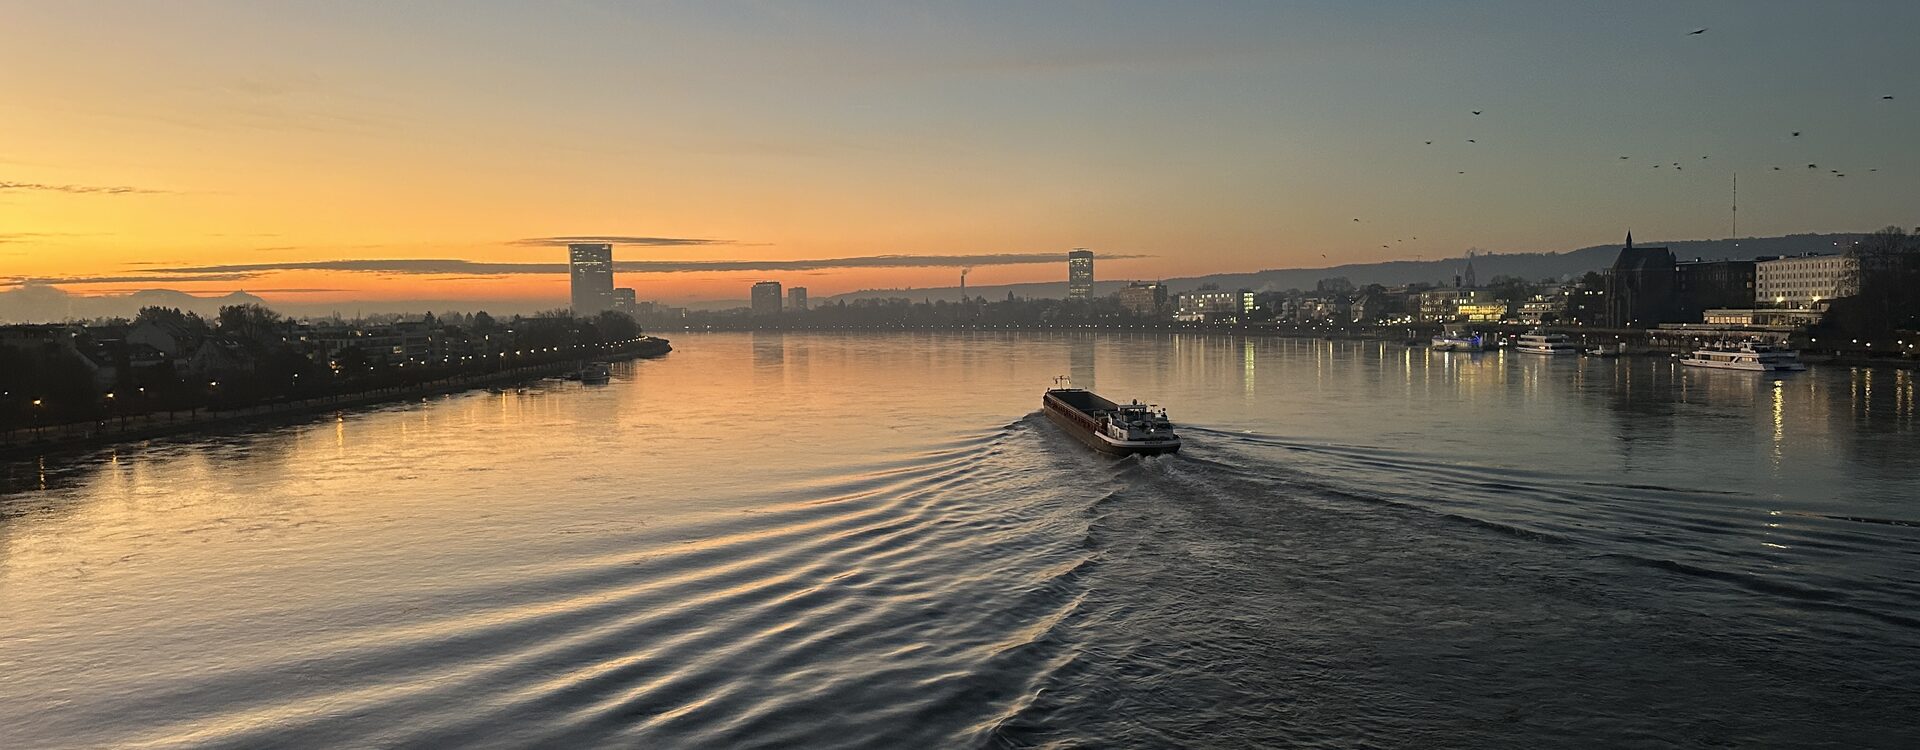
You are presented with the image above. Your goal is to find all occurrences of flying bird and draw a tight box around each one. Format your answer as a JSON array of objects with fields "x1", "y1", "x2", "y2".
[
  {"x1": 1620, "y1": 156, "x2": 1630, "y2": 160},
  {"x1": 1467, "y1": 139, "x2": 1476, "y2": 143},
  {"x1": 1353, "y1": 218, "x2": 1361, "y2": 222},
  {"x1": 1689, "y1": 28, "x2": 1707, "y2": 35},
  {"x1": 1702, "y1": 156, "x2": 1709, "y2": 160},
  {"x1": 1472, "y1": 110, "x2": 1482, "y2": 115},
  {"x1": 1457, "y1": 171, "x2": 1466, "y2": 174},
  {"x1": 1808, "y1": 164, "x2": 1817, "y2": 168},
  {"x1": 1425, "y1": 141, "x2": 1433, "y2": 145},
  {"x1": 1884, "y1": 96, "x2": 1895, "y2": 100},
  {"x1": 1792, "y1": 131, "x2": 1801, "y2": 137},
  {"x1": 1772, "y1": 166, "x2": 1781, "y2": 170}
]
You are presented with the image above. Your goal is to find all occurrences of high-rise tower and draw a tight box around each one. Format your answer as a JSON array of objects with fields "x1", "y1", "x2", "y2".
[
  {"x1": 1067, "y1": 249, "x2": 1094, "y2": 300},
  {"x1": 751, "y1": 281, "x2": 784, "y2": 315},
  {"x1": 568, "y1": 243, "x2": 615, "y2": 316}
]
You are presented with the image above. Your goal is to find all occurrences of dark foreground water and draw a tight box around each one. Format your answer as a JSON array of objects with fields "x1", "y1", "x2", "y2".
[{"x1": 3, "y1": 332, "x2": 1917, "y2": 748}]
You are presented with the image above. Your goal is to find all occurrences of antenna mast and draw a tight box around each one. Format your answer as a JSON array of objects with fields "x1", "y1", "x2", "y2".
[{"x1": 1731, "y1": 171, "x2": 1738, "y2": 243}]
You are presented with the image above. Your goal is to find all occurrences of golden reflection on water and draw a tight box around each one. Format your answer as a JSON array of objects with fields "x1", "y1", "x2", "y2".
[
  {"x1": 1898, "y1": 369, "x2": 1915, "y2": 420},
  {"x1": 1243, "y1": 339, "x2": 1255, "y2": 396},
  {"x1": 1771, "y1": 380, "x2": 1786, "y2": 475},
  {"x1": 1850, "y1": 368, "x2": 1861, "y2": 419}
]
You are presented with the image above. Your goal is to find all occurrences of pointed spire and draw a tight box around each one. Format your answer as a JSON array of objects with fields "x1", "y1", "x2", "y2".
[{"x1": 1625, "y1": 229, "x2": 1634, "y2": 249}]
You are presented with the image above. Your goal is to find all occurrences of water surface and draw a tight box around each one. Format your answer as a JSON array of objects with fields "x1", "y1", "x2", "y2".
[{"x1": 3, "y1": 332, "x2": 1917, "y2": 748}]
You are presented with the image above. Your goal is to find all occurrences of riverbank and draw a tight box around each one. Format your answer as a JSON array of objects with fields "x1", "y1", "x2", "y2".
[
  {"x1": 671, "y1": 322, "x2": 1919, "y2": 367},
  {"x1": 0, "y1": 336, "x2": 671, "y2": 459}
]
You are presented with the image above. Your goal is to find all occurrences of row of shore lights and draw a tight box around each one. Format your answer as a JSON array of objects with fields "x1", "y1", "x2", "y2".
[{"x1": 332, "y1": 338, "x2": 648, "y2": 371}]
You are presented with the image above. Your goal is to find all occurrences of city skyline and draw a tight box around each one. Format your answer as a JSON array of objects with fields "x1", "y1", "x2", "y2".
[{"x1": 4, "y1": 2, "x2": 1918, "y2": 307}]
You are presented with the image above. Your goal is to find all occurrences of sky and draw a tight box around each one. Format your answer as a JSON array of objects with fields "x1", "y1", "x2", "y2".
[{"x1": 3, "y1": 1, "x2": 1917, "y2": 307}]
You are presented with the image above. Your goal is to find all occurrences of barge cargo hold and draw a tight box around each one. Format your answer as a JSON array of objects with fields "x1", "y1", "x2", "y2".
[{"x1": 1042, "y1": 387, "x2": 1182, "y2": 456}]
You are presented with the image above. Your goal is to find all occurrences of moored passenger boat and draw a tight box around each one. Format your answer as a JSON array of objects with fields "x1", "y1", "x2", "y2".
[
  {"x1": 1431, "y1": 331, "x2": 1484, "y2": 352},
  {"x1": 578, "y1": 361, "x2": 612, "y2": 384},
  {"x1": 1516, "y1": 330, "x2": 1580, "y2": 355},
  {"x1": 1680, "y1": 342, "x2": 1807, "y2": 372},
  {"x1": 1042, "y1": 384, "x2": 1181, "y2": 456}
]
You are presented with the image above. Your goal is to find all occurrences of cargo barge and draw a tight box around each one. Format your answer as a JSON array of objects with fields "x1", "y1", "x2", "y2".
[{"x1": 1042, "y1": 385, "x2": 1182, "y2": 456}]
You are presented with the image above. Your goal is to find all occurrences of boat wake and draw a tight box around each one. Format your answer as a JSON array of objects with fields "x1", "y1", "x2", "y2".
[{"x1": 988, "y1": 422, "x2": 1920, "y2": 747}]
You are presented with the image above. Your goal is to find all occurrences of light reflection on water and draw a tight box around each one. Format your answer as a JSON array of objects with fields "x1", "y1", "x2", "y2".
[{"x1": 2, "y1": 332, "x2": 1917, "y2": 748}]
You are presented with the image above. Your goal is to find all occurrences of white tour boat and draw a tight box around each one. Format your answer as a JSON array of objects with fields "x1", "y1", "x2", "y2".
[
  {"x1": 1680, "y1": 342, "x2": 1807, "y2": 372},
  {"x1": 1515, "y1": 330, "x2": 1580, "y2": 355}
]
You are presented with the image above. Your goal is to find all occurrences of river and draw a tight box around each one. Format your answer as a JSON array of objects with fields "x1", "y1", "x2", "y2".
[{"x1": 3, "y1": 332, "x2": 1917, "y2": 748}]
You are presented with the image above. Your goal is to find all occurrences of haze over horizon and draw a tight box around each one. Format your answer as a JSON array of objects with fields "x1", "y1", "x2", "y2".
[{"x1": 5, "y1": 1, "x2": 1917, "y2": 307}]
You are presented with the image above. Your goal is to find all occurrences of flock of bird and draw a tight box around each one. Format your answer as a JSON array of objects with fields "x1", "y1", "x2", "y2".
[{"x1": 1340, "y1": 25, "x2": 1901, "y2": 257}]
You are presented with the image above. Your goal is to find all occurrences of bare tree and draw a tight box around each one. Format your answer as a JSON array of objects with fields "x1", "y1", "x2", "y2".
[{"x1": 1842, "y1": 226, "x2": 1920, "y2": 333}]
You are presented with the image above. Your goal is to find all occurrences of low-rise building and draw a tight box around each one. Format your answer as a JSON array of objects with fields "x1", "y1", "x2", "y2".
[
  {"x1": 1701, "y1": 308, "x2": 1829, "y2": 327},
  {"x1": 1175, "y1": 289, "x2": 1255, "y2": 323},
  {"x1": 1116, "y1": 282, "x2": 1169, "y2": 316},
  {"x1": 1674, "y1": 259, "x2": 1757, "y2": 318},
  {"x1": 1418, "y1": 288, "x2": 1500, "y2": 323},
  {"x1": 1515, "y1": 292, "x2": 1568, "y2": 325}
]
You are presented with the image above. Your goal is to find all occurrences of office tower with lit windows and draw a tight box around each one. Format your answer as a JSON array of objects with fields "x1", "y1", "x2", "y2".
[
  {"x1": 788, "y1": 287, "x2": 809, "y2": 311},
  {"x1": 1067, "y1": 249, "x2": 1094, "y2": 300},
  {"x1": 752, "y1": 281, "x2": 784, "y2": 315},
  {"x1": 568, "y1": 243, "x2": 615, "y2": 316}
]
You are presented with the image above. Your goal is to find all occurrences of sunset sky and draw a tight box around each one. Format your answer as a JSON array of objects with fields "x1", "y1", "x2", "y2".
[{"x1": 4, "y1": 1, "x2": 1917, "y2": 306}]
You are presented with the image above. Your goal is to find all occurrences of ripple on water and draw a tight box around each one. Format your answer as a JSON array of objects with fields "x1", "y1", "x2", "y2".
[{"x1": 91, "y1": 420, "x2": 1118, "y2": 749}]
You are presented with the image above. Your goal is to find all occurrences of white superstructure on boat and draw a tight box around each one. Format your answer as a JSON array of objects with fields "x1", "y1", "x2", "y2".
[
  {"x1": 1431, "y1": 331, "x2": 1485, "y2": 352},
  {"x1": 1680, "y1": 342, "x2": 1808, "y2": 372},
  {"x1": 1516, "y1": 330, "x2": 1580, "y2": 355}
]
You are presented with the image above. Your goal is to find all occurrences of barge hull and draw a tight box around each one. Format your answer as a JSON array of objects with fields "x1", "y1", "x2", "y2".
[{"x1": 1041, "y1": 390, "x2": 1181, "y2": 456}]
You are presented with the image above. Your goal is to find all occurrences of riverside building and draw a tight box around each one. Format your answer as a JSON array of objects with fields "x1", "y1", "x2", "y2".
[
  {"x1": 1116, "y1": 282, "x2": 1169, "y2": 316},
  {"x1": 1757, "y1": 254, "x2": 1857, "y2": 309}
]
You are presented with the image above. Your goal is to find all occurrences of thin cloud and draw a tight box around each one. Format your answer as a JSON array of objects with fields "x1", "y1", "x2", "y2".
[
  {"x1": 88, "y1": 287, "x2": 351, "y2": 294},
  {"x1": 136, "y1": 253, "x2": 1147, "y2": 276},
  {"x1": 0, "y1": 181, "x2": 168, "y2": 195},
  {"x1": 5, "y1": 273, "x2": 262, "y2": 286},
  {"x1": 512, "y1": 235, "x2": 734, "y2": 247}
]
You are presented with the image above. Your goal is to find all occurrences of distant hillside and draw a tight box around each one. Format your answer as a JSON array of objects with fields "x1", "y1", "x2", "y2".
[
  {"x1": 0, "y1": 287, "x2": 273, "y2": 323},
  {"x1": 825, "y1": 233, "x2": 1864, "y2": 303},
  {"x1": 0, "y1": 286, "x2": 586, "y2": 323}
]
